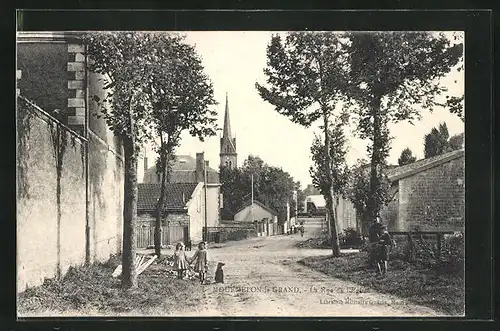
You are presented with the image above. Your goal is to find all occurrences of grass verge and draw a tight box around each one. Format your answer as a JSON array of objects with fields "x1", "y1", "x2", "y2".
[
  {"x1": 17, "y1": 254, "x2": 204, "y2": 316},
  {"x1": 298, "y1": 253, "x2": 464, "y2": 315}
]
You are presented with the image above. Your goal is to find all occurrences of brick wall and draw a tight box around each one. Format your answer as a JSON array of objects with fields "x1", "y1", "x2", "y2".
[{"x1": 398, "y1": 156, "x2": 465, "y2": 231}]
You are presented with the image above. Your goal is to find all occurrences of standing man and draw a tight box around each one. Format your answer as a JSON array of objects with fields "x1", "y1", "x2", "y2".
[{"x1": 368, "y1": 216, "x2": 384, "y2": 267}]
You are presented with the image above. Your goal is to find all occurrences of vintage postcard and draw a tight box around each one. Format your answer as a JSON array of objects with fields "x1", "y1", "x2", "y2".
[{"x1": 16, "y1": 29, "x2": 465, "y2": 317}]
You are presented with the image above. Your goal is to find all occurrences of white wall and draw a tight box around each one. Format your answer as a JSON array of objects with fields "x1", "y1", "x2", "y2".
[{"x1": 187, "y1": 183, "x2": 204, "y2": 243}]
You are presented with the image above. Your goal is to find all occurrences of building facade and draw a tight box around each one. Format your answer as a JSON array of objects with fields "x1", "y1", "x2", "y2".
[
  {"x1": 141, "y1": 152, "x2": 221, "y2": 230},
  {"x1": 137, "y1": 183, "x2": 207, "y2": 246},
  {"x1": 386, "y1": 149, "x2": 465, "y2": 231},
  {"x1": 233, "y1": 201, "x2": 279, "y2": 236}
]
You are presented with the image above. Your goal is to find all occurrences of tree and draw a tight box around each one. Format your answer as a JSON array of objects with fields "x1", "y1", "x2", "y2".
[
  {"x1": 256, "y1": 32, "x2": 349, "y2": 257},
  {"x1": 398, "y1": 147, "x2": 417, "y2": 166},
  {"x1": 84, "y1": 32, "x2": 168, "y2": 288},
  {"x1": 220, "y1": 155, "x2": 299, "y2": 223},
  {"x1": 147, "y1": 34, "x2": 218, "y2": 257},
  {"x1": 345, "y1": 31, "x2": 463, "y2": 223},
  {"x1": 424, "y1": 122, "x2": 451, "y2": 158},
  {"x1": 309, "y1": 118, "x2": 350, "y2": 236},
  {"x1": 448, "y1": 132, "x2": 464, "y2": 151},
  {"x1": 347, "y1": 160, "x2": 391, "y2": 235}
]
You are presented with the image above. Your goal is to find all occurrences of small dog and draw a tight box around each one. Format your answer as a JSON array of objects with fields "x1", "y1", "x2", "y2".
[{"x1": 214, "y1": 262, "x2": 225, "y2": 284}]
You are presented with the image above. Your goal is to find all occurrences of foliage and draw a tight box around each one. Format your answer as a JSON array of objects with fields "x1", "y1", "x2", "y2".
[
  {"x1": 256, "y1": 31, "x2": 349, "y2": 256},
  {"x1": 299, "y1": 251, "x2": 464, "y2": 315},
  {"x1": 398, "y1": 147, "x2": 417, "y2": 166},
  {"x1": 337, "y1": 227, "x2": 364, "y2": 248},
  {"x1": 309, "y1": 117, "x2": 350, "y2": 199},
  {"x1": 17, "y1": 254, "x2": 204, "y2": 315},
  {"x1": 220, "y1": 155, "x2": 299, "y2": 223},
  {"x1": 82, "y1": 31, "x2": 217, "y2": 288},
  {"x1": 346, "y1": 159, "x2": 391, "y2": 234},
  {"x1": 143, "y1": 33, "x2": 218, "y2": 256},
  {"x1": 390, "y1": 233, "x2": 464, "y2": 275},
  {"x1": 448, "y1": 132, "x2": 464, "y2": 151},
  {"x1": 424, "y1": 122, "x2": 450, "y2": 158},
  {"x1": 345, "y1": 32, "x2": 463, "y2": 221}
]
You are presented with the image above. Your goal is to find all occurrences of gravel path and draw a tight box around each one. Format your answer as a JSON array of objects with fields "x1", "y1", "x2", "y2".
[{"x1": 166, "y1": 227, "x2": 441, "y2": 317}]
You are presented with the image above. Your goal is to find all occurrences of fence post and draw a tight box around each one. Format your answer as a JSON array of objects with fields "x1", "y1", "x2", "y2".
[
  {"x1": 437, "y1": 233, "x2": 443, "y2": 260},
  {"x1": 406, "y1": 232, "x2": 416, "y2": 263}
]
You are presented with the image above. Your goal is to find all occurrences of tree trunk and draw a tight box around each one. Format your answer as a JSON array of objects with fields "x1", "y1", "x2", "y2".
[
  {"x1": 154, "y1": 134, "x2": 167, "y2": 258},
  {"x1": 122, "y1": 135, "x2": 138, "y2": 288},
  {"x1": 367, "y1": 96, "x2": 383, "y2": 223},
  {"x1": 323, "y1": 111, "x2": 341, "y2": 257}
]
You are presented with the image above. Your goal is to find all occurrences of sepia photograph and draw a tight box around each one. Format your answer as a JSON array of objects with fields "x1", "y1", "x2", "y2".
[{"x1": 16, "y1": 28, "x2": 465, "y2": 317}]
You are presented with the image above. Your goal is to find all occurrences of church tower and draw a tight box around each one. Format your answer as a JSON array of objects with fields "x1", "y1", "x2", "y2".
[{"x1": 220, "y1": 93, "x2": 237, "y2": 169}]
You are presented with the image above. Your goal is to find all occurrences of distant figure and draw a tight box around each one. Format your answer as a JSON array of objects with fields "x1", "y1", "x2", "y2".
[
  {"x1": 173, "y1": 242, "x2": 188, "y2": 279},
  {"x1": 190, "y1": 242, "x2": 209, "y2": 284},
  {"x1": 374, "y1": 225, "x2": 395, "y2": 277},
  {"x1": 300, "y1": 225, "x2": 304, "y2": 237}
]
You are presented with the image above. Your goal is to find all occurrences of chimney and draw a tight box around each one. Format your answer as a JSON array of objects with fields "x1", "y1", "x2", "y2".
[
  {"x1": 195, "y1": 152, "x2": 204, "y2": 182},
  {"x1": 144, "y1": 156, "x2": 148, "y2": 175}
]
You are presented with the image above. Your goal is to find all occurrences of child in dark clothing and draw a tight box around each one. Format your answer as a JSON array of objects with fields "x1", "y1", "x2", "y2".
[{"x1": 375, "y1": 226, "x2": 395, "y2": 277}]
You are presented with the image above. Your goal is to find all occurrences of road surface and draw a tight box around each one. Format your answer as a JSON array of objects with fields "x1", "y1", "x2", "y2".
[{"x1": 163, "y1": 226, "x2": 441, "y2": 317}]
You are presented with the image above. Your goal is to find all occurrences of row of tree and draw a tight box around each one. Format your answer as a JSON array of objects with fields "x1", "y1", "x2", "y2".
[
  {"x1": 83, "y1": 32, "x2": 219, "y2": 288},
  {"x1": 219, "y1": 155, "x2": 305, "y2": 222},
  {"x1": 256, "y1": 31, "x2": 464, "y2": 256},
  {"x1": 398, "y1": 122, "x2": 464, "y2": 166}
]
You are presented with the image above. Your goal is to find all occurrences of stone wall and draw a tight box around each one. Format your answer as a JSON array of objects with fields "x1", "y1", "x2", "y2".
[
  {"x1": 16, "y1": 34, "x2": 124, "y2": 293},
  {"x1": 17, "y1": 98, "x2": 86, "y2": 292},
  {"x1": 335, "y1": 197, "x2": 358, "y2": 232},
  {"x1": 87, "y1": 71, "x2": 124, "y2": 263},
  {"x1": 398, "y1": 156, "x2": 465, "y2": 231}
]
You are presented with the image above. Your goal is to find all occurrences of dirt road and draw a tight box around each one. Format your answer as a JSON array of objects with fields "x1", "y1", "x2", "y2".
[{"x1": 166, "y1": 228, "x2": 441, "y2": 317}]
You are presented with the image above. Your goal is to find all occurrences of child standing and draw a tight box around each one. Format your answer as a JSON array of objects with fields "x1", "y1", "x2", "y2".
[
  {"x1": 190, "y1": 242, "x2": 209, "y2": 284},
  {"x1": 375, "y1": 226, "x2": 395, "y2": 277},
  {"x1": 173, "y1": 242, "x2": 188, "y2": 279}
]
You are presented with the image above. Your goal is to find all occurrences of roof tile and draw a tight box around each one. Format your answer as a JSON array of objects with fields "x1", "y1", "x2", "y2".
[{"x1": 137, "y1": 183, "x2": 199, "y2": 212}]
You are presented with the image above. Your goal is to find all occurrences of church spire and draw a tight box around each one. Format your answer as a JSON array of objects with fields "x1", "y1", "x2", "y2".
[
  {"x1": 220, "y1": 92, "x2": 237, "y2": 169},
  {"x1": 223, "y1": 92, "x2": 232, "y2": 140}
]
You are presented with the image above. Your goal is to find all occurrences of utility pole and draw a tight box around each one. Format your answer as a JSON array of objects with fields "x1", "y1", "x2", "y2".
[
  {"x1": 251, "y1": 173, "x2": 254, "y2": 223},
  {"x1": 204, "y1": 159, "x2": 208, "y2": 242}
]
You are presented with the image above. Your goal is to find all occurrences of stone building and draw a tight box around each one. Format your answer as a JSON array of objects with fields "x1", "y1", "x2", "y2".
[
  {"x1": 141, "y1": 152, "x2": 222, "y2": 239},
  {"x1": 384, "y1": 148, "x2": 465, "y2": 231},
  {"x1": 16, "y1": 32, "x2": 124, "y2": 292},
  {"x1": 335, "y1": 149, "x2": 465, "y2": 233},
  {"x1": 136, "y1": 182, "x2": 207, "y2": 247}
]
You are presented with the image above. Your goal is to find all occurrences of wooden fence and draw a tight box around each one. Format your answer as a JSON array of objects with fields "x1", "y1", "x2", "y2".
[{"x1": 136, "y1": 224, "x2": 188, "y2": 248}]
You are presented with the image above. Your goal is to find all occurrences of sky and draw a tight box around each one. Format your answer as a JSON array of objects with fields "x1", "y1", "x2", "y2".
[{"x1": 140, "y1": 31, "x2": 464, "y2": 189}]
